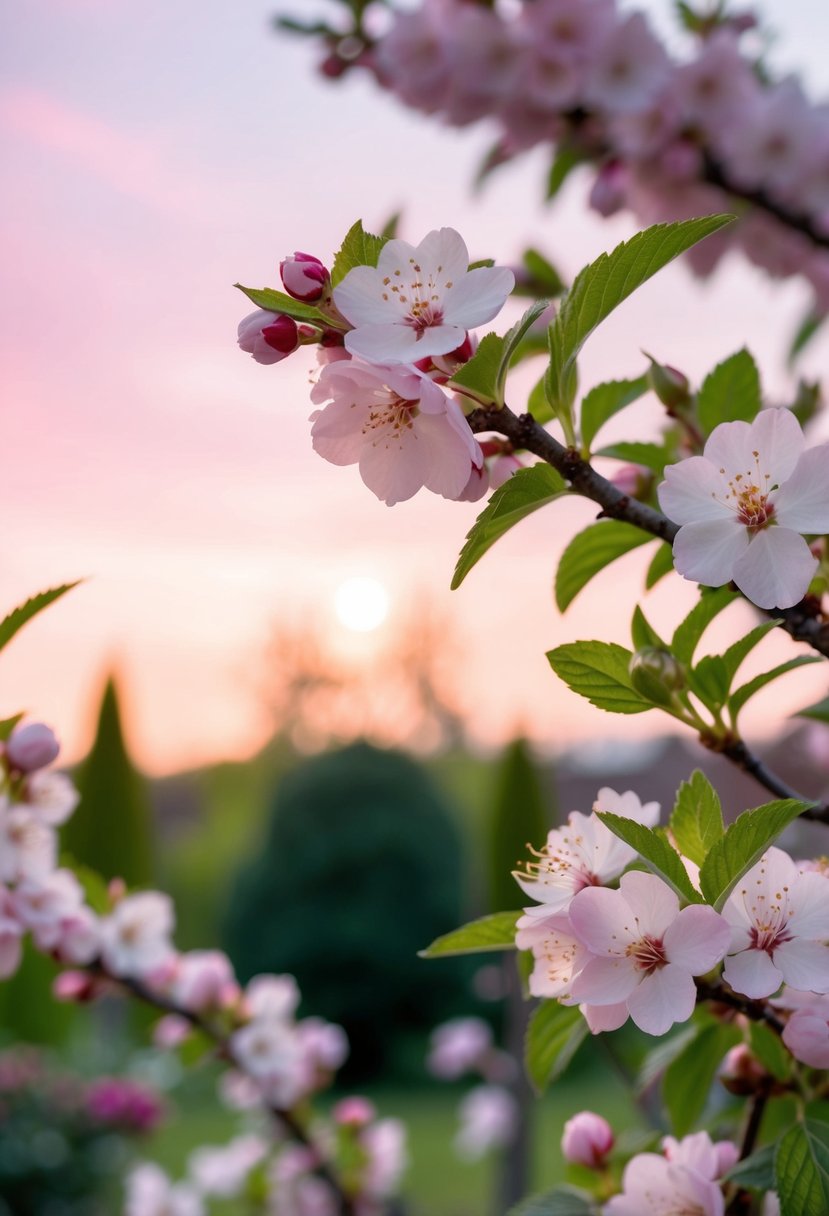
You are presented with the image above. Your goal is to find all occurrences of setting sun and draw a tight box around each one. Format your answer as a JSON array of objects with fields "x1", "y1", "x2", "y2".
[{"x1": 333, "y1": 576, "x2": 390, "y2": 633}]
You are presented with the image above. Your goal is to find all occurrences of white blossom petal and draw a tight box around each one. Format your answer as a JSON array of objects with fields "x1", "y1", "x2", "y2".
[
  {"x1": 731, "y1": 526, "x2": 817, "y2": 609},
  {"x1": 672, "y1": 518, "x2": 750, "y2": 585},
  {"x1": 774, "y1": 939, "x2": 829, "y2": 993},
  {"x1": 773, "y1": 444, "x2": 829, "y2": 532},
  {"x1": 722, "y1": 948, "x2": 783, "y2": 998},
  {"x1": 748, "y1": 407, "x2": 805, "y2": 485},
  {"x1": 658, "y1": 457, "x2": 730, "y2": 524},
  {"x1": 443, "y1": 266, "x2": 517, "y2": 330},
  {"x1": 627, "y1": 964, "x2": 695, "y2": 1035}
]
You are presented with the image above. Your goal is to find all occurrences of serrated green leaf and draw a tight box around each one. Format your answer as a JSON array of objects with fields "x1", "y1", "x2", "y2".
[
  {"x1": 419, "y1": 911, "x2": 520, "y2": 958},
  {"x1": 555, "y1": 521, "x2": 652, "y2": 612},
  {"x1": 546, "y1": 144, "x2": 584, "y2": 201},
  {"x1": 689, "y1": 653, "x2": 730, "y2": 712},
  {"x1": 664, "y1": 1022, "x2": 741, "y2": 1135},
  {"x1": 720, "y1": 620, "x2": 781, "y2": 686},
  {"x1": 527, "y1": 371, "x2": 553, "y2": 424},
  {"x1": 596, "y1": 813, "x2": 702, "y2": 902},
  {"x1": 775, "y1": 1119, "x2": 829, "y2": 1216},
  {"x1": 546, "y1": 217, "x2": 734, "y2": 416},
  {"x1": 698, "y1": 800, "x2": 807, "y2": 910},
  {"x1": 233, "y1": 284, "x2": 325, "y2": 322},
  {"x1": 596, "y1": 441, "x2": 670, "y2": 474},
  {"x1": 580, "y1": 376, "x2": 648, "y2": 452},
  {"x1": 0, "y1": 583, "x2": 80, "y2": 655},
  {"x1": 671, "y1": 586, "x2": 736, "y2": 666},
  {"x1": 547, "y1": 642, "x2": 652, "y2": 715},
  {"x1": 0, "y1": 714, "x2": 23, "y2": 741},
  {"x1": 509, "y1": 1187, "x2": 595, "y2": 1216},
  {"x1": 525, "y1": 1002, "x2": 587, "y2": 1094},
  {"x1": 448, "y1": 332, "x2": 504, "y2": 406},
  {"x1": 749, "y1": 1021, "x2": 791, "y2": 1081},
  {"x1": 730, "y1": 656, "x2": 824, "y2": 721},
  {"x1": 669, "y1": 771, "x2": 724, "y2": 869},
  {"x1": 724, "y1": 1143, "x2": 776, "y2": 1191},
  {"x1": 521, "y1": 248, "x2": 565, "y2": 297},
  {"x1": 788, "y1": 309, "x2": 826, "y2": 368},
  {"x1": 631, "y1": 605, "x2": 667, "y2": 652},
  {"x1": 646, "y1": 543, "x2": 675, "y2": 589},
  {"x1": 330, "y1": 219, "x2": 388, "y2": 286},
  {"x1": 696, "y1": 348, "x2": 762, "y2": 436},
  {"x1": 797, "y1": 694, "x2": 829, "y2": 725},
  {"x1": 452, "y1": 465, "x2": 568, "y2": 588}
]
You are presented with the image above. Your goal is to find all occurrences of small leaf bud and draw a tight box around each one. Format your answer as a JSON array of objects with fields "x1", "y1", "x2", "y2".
[
  {"x1": 646, "y1": 355, "x2": 691, "y2": 410},
  {"x1": 629, "y1": 647, "x2": 685, "y2": 706}
]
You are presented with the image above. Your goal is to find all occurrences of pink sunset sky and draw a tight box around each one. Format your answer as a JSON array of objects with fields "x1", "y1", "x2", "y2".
[{"x1": 3, "y1": 0, "x2": 829, "y2": 775}]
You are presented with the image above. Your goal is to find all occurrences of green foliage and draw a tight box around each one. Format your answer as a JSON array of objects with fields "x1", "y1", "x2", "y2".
[
  {"x1": 509, "y1": 1187, "x2": 595, "y2": 1216},
  {"x1": 646, "y1": 543, "x2": 674, "y2": 588},
  {"x1": 749, "y1": 1021, "x2": 791, "y2": 1081},
  {"x1": 546, "y1": 642, "x2": 651, "y2": 714},
  {"x1": 233, "y1": 284, "x2": 324, "y2": 322},
  {"x1": 579, "y1": 376, "x2": 648, "y2": 452},
  {"x1": 596, "y1": 440, "x2": 670, "y2": 474},
  {"x1": 487, "y1": 739, "x2": 550, "y2": 913},
  {"x1": 698, "y1": 799, "x2": 807, "y2": 910},
  {"x1": 0, "y1": 942, "x2": 78, "y2": 1046},
  {"x1": 724, "y1": 1144, "x2": 776, "y2": 1191},
  {"x1": 452, "y1": 465, "x2": 568, "y2": 588},
  {"x1": 663, "y1": 1022, "x2": 741, "y2": 1135},
  {"x1": 775, "y1": 1118, "x2": 829, "y2": 1215},
  {"x1": 0, "y1": 583, "x2": 79, "y2": 655},
  {"x1": 450, "y1": 300, "x2": 550, "y2": 407},
  {"x1": 0, "y1": 714, "x2": 23, "y2": 740},
  {"x1": 669, "y1": 771, "x2": 724, "y2": 869},
  {"x1": 223, "y1": 743, "x2": 472, "y2": 1077},
  {"x1": 545, "y1": 216, "x2": 734, "y2": 420},
  {"x1": 720, "y1": 620, "x2": 781, "y2": 685},
  {"x1": 797, "y1": 693, "x2": 829, "y2": 724},
  {"x1": 729, "y1": 657, "x2": 823, "y2": 722},
  {"x1": 555, "y1": 521, "x2": 652, "y2": 611},
  {"x1": 520, "y1": 248, "x2": 565, "y2": 297},
  {"x1": 595, "y1": 813, "x2": 702, "y2": 903},
  {"x1": 671, "y1": 587, "x2": 736, "y2": 666},
  {"x1": 788, "y1": 309, "x2": 826, "y2": 366},
  {"x1": 546, "y1": 144, "x2": 584, "y2": 201},
  {"x1": 696, "y1": 348, "x2": 762, "y2": 436},
  {"x1": 61, "y1": 677, "x2": 154, "y2": 887},
  {"x1": 331, "y1": 218, "x2": 388, "y2": 284},
  {"x1": 525, "y1": 1002, "x2": 587, "y2": 1095},
  {"x1": 420, "y1": 911, "x2": 521, "y2": 958}
]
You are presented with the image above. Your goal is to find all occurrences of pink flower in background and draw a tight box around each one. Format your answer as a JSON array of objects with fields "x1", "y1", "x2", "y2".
[
  {"x1": 0, "y1": 889, "x2": 22, "y2": 979},
  {"x1": 561, "y1": 1110, "x2": 614, "y2": 1167},
  {"x1": 333, "y1": 228, "x2": 514, "y2": 363},
  {"x1": 782, "y1": 996, "x2": 829, "y2": 1067},
  {"x1": 23, "y1": 770, "x2": 79, "y2": 826},
  {"x1": 86, "y1": 1076, "x2": 165, "y2": 1133},
  {"x1": 5, "y1": 722, "x2": 60, "y2": 772},
  {"x1": 99, "y1": 891, "x2": 175, "y2": 979},
  {"x1": 722, "y1": 847, "x2": 829, "y2": 998},
  {"x1": 585, "y1": 12, "x2": 670, "y2": 114},
  {"x1": 124, "y1": 1163, "x2": 204, "y2": 1216},
  {"x1": 455, "y1": 1084, "x2": 517, "y2": 1159},
  {"x1": 569, "y1": 871, "x2": 731, "y2": 1035},
  {"x1": 658, "y1": 408, "x2": 829, "y2": 609},
  {"x1": 0, "y1": 804, "x2": 56, "y2": 882},
  {"x1": 427, "y1": 1017, "x2": 493, "y2": 1079},
  {"x1": 663, "y1": 1131, "x2": 738, "y2": 1180},
  {"x1": 310, "y1": 359, "x2": 483, "y2": 506},
  {"x1": 605, "y1": 1131, "x2": 733, "y2": 1216},
  {"x1": 237, "y1": 310, "x2": 299, "y2": 364},
  {"x1": 188, "y1": 1134, "x2": 268, "y2": 1198},
  {"x1": 361, "y1": 1117, "x2": 408, "y2": 1198},
  {"x1": 171, "y1": 949, "x2": 238, "y2": 1013}
]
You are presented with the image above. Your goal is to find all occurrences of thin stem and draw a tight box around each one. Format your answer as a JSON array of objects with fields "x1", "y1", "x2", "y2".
[
  {"x1": 695, "y1": 978, "x2": 784, "y2": 1035},
  {"x1": 724, "y1": 1087, "x2": 771, "y2": 1216},
  {"x1": 718, "y1": 737, "x2": 829, "y2": 823}
]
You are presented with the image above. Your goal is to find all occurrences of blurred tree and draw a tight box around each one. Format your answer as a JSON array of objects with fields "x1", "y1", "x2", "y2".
[
  {"x1": 61, "y1": 676, "x2": 154, "y2": 887},
  {"x1": 223, "y1": 741, "x2": 472, "y2": 1078}
]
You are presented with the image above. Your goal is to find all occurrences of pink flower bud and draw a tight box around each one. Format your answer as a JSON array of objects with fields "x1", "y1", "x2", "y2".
[
  {"x1": 153, "y1": 1014, "x2": 191, "y2": 1049},
  {"x1": 332, "y1": 1096, "x2": 376, "y2": 1127},
  {"x1": 280, "y1": 252, "x2": 330, "y2": 302},
  {"x1": 53, "y1": 970, "x2": 99, "y2": 1002},
  {"x1": 489, "y1": 453, "x2": 524, "y2": 490},
  {"x1": 6, "y1": 723, "x2": 60, "y2": 773},
  {"x1": 561, "y1": 1111, "x2": 614, "y2": 1168},
  {"x1": 238, "y1": 310, "x2": 299, "y2": 365},
  {"x1": 589, "y1": 162, "x2": 629, "y2": 218},
  {"x1": 611, "y1": 464, "x2": 648, "y2": 498}
]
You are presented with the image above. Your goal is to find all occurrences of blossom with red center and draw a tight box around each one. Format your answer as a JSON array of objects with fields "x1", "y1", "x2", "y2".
[
  {"x1": 722, "y1": 847, "x2": 829, "y2": 998},
  {"x1": 333, "y1": 228, "x2": 514, "y2": 364},
  {"x1": 568, "y1": 871, "x2": 730, "y2": 1035},
  {"x1": 658, "y1": 408, "x2": 829, "y2": 609}
]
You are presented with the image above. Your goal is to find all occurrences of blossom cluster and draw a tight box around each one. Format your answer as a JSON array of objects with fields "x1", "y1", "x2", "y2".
[
  {"x1": 515, "y1": 788, "x2": 829, "y2": 1052},
  {"x1": 0, "y1": 719, "x2": 406, "y2": 1215},
  {"x1": 341, "y1": 0, "x2": 829, "y2": 309},
  {"x1": 426, "y1": 1016, "x2": 519, "y2": 1159},
  {"x1": 238, "y1": 230, "x2": 518, "y2": 504}
]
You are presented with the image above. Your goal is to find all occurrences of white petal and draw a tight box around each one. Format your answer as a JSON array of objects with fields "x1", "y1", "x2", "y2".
[
  {"x1": 310, "y1": 401, "x2": 364, "y2": 466},
  {"x1": 773, "y1": 444, "x2": 829, "y2": 532},
  {"x1": 358, "y1": 430, "x2": 425, "y2": 506},
  {"x1": 775, "y1": 939, "x2": 829, "y2": 993},
  {"x1": 658, "y1": 457, "x2": 731, "y2": 524},
  {"x1": 571, "y1": 956, "x2": 640, "y2": 1005},
  {"x1": 581, "y1": 1002, "x2": 629, "y2": 1033},
  {"x1": 732, "y1": 527, "x2": 817, "y2": 609},
  {"x1": 672, "y1": 518, "x2": 749, "y2": 585},
  {"x1": 663, "y1": 906, "x2": 731, "y2": 973},
  {"x1": 627, "y1": 964, "x2": 696, "y2": 1035},
  {"x1": 723, "y1": 948, "x2": 783, "y2": 998},
  {"x1": 618, "y1": 871, "x2": 679, "y2": 936},
  {"x1": 413, "y1": 228, "x2": 470, "y2": 285},
  {"x1": 415, "y1": 411, "x2": 479, "y2": 500},
  {"x1": 703, "y1": 420, "x2": 753, "y2": 474},
  {"x1": 569, "y1": 887, "x2": 635, "y2": 954},
  {"x1": 333, "y1": 264, "x2": 397, "y2": 326},
  {"x1": 788, "y1": 873, "x2": 829, "y2": 940},
  {"x1": 748, "y1": 407, "x2": 805, "y2": 485},
  {"x1": 442, "y1": 266, "x2": 516, "y2": 329}
]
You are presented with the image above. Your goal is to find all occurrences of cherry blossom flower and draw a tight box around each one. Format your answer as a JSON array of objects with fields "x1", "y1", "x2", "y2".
[
  {"x1": 781, "y1": 993, "x2": 829, "y2": 1067},
  {"x1": 0, "y1": 803, "x2": 56, "y2": 882},
  {"x1": 658, "y1": 408, "x2": 829, "y2": 609},
  {"x1": 362, "y1": 1118, "x2": 408, "y2": 1198},
  {"x1": 427, "y1": 1017, "x2": 492, "y2": 1079},
  {"x1": 605, "y1": 1131, "x2": 733, "y2": 1216},
  {"x1": 310, "y1": 358, "x2": 483, "y2": 506},
  {"x1": 569, "y1": 871, "x2": 731, "y2": 1035},
  {"x1": 124, "y1": 1163, "x2": 204, "y2": 1216},
  {"x1": 99, "y1": 891, "x2": 175, "y2": 979},
  {"x1": 455, "y1": 1085, "x2": 517, "y2": 1159},
  {"x1": 722, "y1": 847, "x2": 829, "y2": 998},
  {"x1": 188, "y1": 1134, "x2": 268, "y2": 1198},
  {"x1": 333, "y1": 228, "x2": 514, "y2": 364},
  {"x1": 561, "y1": 1111, "x2": 614, "y2": 1167},
  {"x1": 23, "y1": 770, "x2": 80, "y2": 825},
  {"x1": 171, "y1": 949, "x2": 239, "y2": 1013}
]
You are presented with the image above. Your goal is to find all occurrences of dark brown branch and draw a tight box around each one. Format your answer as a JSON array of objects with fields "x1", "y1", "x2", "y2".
[
  {"x1": 702, "y1": 153, "x2": 829, "y2": 253},
  {"x1": 695, "y1": 978, "x2": 784, "y2": 1035},
  {"x1": 718, "y1": 738, "x2": 829, "y2": 824}
]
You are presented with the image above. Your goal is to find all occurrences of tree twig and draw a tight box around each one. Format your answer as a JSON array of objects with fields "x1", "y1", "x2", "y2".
[{"x1": 695, "y1": 978, "x2": 784, "y2": 1035}]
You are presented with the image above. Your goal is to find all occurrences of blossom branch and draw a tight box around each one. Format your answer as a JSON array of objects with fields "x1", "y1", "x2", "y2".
[
  {"x1": 694, "y1": 978, "x2": 784, "y2": 1035},
  {"x1": 716, "y1": 738, "x2": 829, "y2": 825}
]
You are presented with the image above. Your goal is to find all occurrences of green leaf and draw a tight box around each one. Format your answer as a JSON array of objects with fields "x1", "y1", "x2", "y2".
[
  {"x1": 233, "y1": 284, "x2": 324, "y2": 322},
  {"x1": 664, "y1": 1022, "x2": 741, "y2": 1135},
  {"x1": 596, "y1": 813, "x2": 702, "y2": 903},
  {"x1": 724, "y1": 1144, "x2": 776, "y2": 1191},
  {"x1": 545, "y1": 216, "x2": 734, "y2": 416},
  {"x1": 522, "y1": 248, "x2": 565, "y2": 297},
  {"x1": 525, "y1": 1002, "x2": 587, "y2": 1094},
  {"x1": 797, "y1": 694, "x2": 829, "y2": 725},
  {"x1": 638, "y1": 1022, "x2": 699, "y2": 1089},
  {"x1": 0, "y1": 714, "x2": 23, "y2": 741},
  {"x1": 631, "y1": 605, "x2": 667, "y2": 652},
  {"x1": 698, "y1": 799, "x2": 807, "y2": 910},
  {"x1": 527, "y1": 371, "x2": 553, "y2": 424},
  {"x1": 452, "y1": 465, "x2": 568, "y2": 588},
  {"x1": 696, "y1": 348, "x2": 762, "y2": 436},
  {"x1": 788, "y1": 309, "x2": 826, "y2": 367},
  {"x1": 468, "y1": 257, "x2": 495, "y2": 270},
  {"x1": 546, "y1": 144, "x2": 584, "y2": 201},
  {"x1": 596, "y1": 441, "x2": 670, "y2": 474},
  {"x1": 555, "y1": 521, "x2": 652, "y2": 611},
  {"x1": 729, "y1": 657, "x2": 824, "y2": 722},
  {"x1": 646, "y1": 543, "x2": 675, "y2": 589},
  {"x1": 580, "y1": 376, "x2": 648, "y2": 452},
  {"x1": 669, "y1": 771, "x2": 724, "y2": 869},
  {"x1": 749, "y1": 1021, "x2": 791, "y2": 1082},
  {"x1": 509, "y1": 1187, "x2": 595, "y2": 1216},
  {"x1": 60, "y1": 856, "x2": 110, "y2": 915},
  {"x1": 0, "y1": 583, "x2": 80, "y2": 655},
  {"x1": 688, "y1": 653, "x2": 729, "y2": 713},
  {"x1": 331, "y1": 219, "x2": 388, "y2": 286},
  {"x1": 720, "y1": 620, "x2": 781, "y2": 686},
  {"x1": 546, "y1": 642, "x2": 652, "y2": 715},
  {"x1": 671, "y1": 586, "x2": 736, "y2": 666},
  {"x1": 448, "y1": 332, "x2": 504, "y2": 406},
  {"x1": 419, "y1": 911, "x2": 520, "y2": 958},
  {"x1": 775, "y1": 1118, "x2": 829, "y2": 1216}
]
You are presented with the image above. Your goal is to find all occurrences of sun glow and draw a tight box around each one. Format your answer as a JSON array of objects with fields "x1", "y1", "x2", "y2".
[{"x1": 334, "y1": 577, "x2": 390, "y2": 633}]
